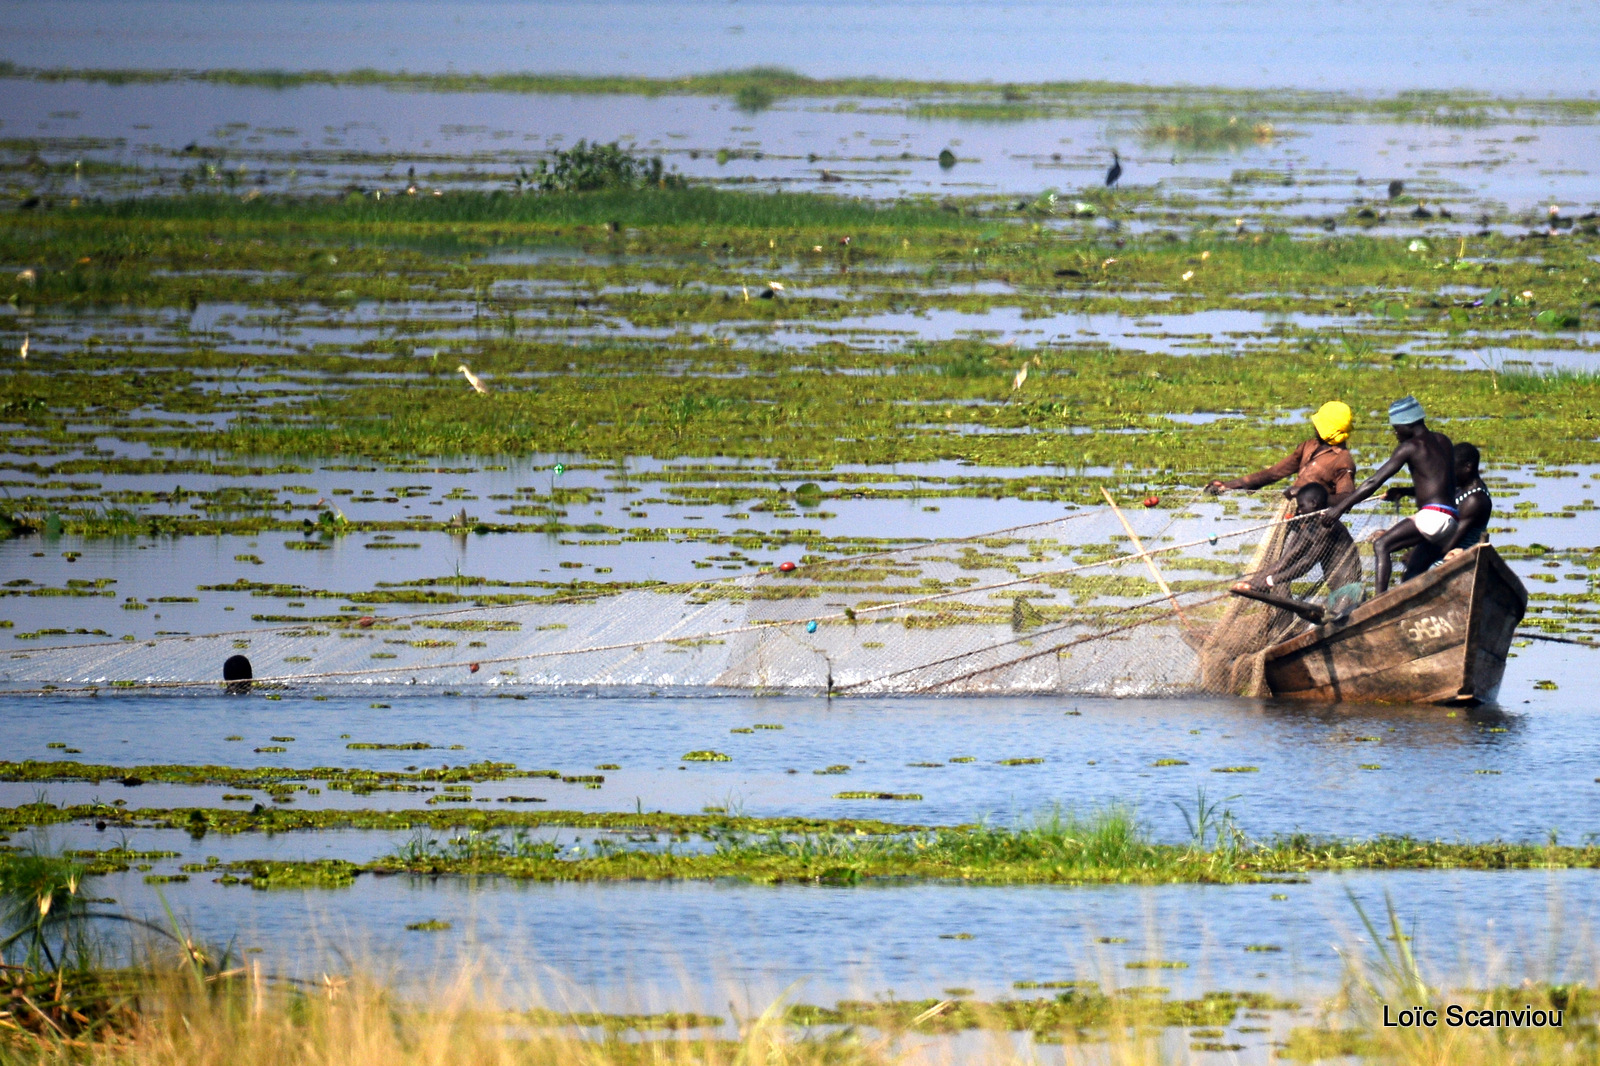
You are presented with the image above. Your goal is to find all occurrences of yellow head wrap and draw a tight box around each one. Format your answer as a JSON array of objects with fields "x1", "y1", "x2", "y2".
[{"x1": 1311, "y1": 401, "x2": 1353, "y2": 445}]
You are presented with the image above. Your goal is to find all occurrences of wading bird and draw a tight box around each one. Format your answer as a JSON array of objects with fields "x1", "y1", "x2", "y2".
[
  {"x1": 1387, "y1": 179, "x2": 1405, "y2": 200},
  {"x1": 457, "y1": 364, "x2": 491, "y2": 394},
  {"x1": 18, "y1": 335, "x2": 27, "y2": 361},
  {"x1": 1012, "y1": 362, "x2": 1028, "y2": 391},
  {"x1": 1105, "y1": 150, "x2": 1122, "y2": 188}
]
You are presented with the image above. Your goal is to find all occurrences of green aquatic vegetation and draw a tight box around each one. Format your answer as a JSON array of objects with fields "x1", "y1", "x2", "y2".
[
  {"x1": 681, "y1": 751, "x2": 731, "y2": 762},
  {"x1": 522, "y1": 1007, "x2": 725, "y2": 1032},
  {"x1": 222, "y1": 859, "x2": 360, "y2": 889},
  {"x1": 1138, "y1": 109, "x2": 1277, "y2": 148},
  {"x1": 404, "y1": 919, "x2": 452, "y2": 932},
  {"x1": 786, "y1": 988, "x2": 1294, "y2": 1035},
  {"x1": 0, "y1": 802, "x2": 917, "y2": 838},
  {"x1": 0, "y1": 758, "x2": 541, "y2": 790},
  {"x1": 530, "y1": 140, "x2": 683, "y2": 194},
  {"x1": 13, "y1": 802, "x2": 1600, "y2": 886},
  {"x1": 832, "y1": 792, "x2": 922, "y2": 801},
  {"x1": 0, "y1": 850, "x2": 94, "y2": 969}
]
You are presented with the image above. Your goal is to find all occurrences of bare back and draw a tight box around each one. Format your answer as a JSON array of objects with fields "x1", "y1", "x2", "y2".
[{"x1": 1405, "y1": 428, "x2": 1456, "y2": 507}]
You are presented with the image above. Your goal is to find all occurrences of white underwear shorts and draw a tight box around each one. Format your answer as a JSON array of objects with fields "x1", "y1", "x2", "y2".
[{"x1": 1413, "y1": 505, "x2": 1459, "y2": 547}]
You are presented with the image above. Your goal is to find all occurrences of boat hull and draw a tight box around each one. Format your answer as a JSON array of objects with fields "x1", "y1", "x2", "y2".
[{"x1": 1261, "y1": 545, "x2": 1527, "y2": 705}]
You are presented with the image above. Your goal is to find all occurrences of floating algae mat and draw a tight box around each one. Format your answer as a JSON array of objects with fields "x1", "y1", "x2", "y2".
[{"x1": 1, "y1": 492, "x2": 1390, "y2": 695}]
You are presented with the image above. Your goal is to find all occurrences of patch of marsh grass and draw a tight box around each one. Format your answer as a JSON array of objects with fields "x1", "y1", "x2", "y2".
[{"x1": 1138, "y1": 108, "x2": 1277, "y2": 149}]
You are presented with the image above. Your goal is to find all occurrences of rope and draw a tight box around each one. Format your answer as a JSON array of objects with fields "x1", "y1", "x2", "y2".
[{"x1": 1, "y1": 496, "x2": 1356, "y2": 695}]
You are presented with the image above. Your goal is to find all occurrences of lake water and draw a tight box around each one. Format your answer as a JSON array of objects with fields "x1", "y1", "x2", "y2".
[
  {"x1": 7, "y1": 679, "x2": 1600, "y2": 842},
  {"x1": 2, "y1": 0, "x2": 1598, "y2": 93},
  {"x1": 9, "y1": 684, "x2": 1600, "y2": 1020},
  {"x1": 6, "y1": 1, "x2": 1600, "y2": 1032}
]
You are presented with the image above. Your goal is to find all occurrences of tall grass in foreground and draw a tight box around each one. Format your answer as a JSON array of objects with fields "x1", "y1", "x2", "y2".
[{"x1": 3, "y1": 953, "x2": 1597, "y2": 1065}]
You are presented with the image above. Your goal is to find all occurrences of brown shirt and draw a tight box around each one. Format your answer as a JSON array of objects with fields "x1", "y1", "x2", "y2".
[{"x1": 1227, "y1": 438, "x2": 1356, "y2": 498}]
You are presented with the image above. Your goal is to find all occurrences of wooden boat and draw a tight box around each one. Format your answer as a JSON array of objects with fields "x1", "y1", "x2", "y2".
[{"x1": 1255, "y1": 544, "x2": 1527, "y2": 705}]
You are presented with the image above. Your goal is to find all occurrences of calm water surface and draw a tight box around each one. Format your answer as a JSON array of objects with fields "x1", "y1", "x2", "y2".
[
  {"x1": 2, "y1": 0, "x2": 1597, "y2": 93},
  {"x1": 6, "y1": 681, "x2": 1600, "y2": 841}
]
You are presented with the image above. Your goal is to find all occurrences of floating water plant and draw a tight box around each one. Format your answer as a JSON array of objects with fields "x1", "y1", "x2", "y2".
[
  {"x1": 680, "y1": 751, "x2": 731, "y2": 762},
  {"x1": 832, "y1": 792, "x2": 922, "y2": 800}
]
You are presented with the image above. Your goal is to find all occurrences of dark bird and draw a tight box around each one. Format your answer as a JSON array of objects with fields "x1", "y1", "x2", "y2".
[
  {"x1": 1105, "y1": 150, "x2": 1122, "y2": 188},
  {"x1": 1387, "y1": 179, "x2": 1404, "y2": 200}
]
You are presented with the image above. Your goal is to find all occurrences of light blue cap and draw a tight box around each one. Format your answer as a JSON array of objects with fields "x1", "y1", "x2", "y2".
[{"x1": 1388, "y1": 395, "x2": 1425, "y2": 425}]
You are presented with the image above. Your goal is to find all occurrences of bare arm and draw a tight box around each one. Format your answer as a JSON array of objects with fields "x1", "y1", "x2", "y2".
[
  {"x1": 1439, "y1": 491, "x2": 1490, "y2": 554},
  {"x1": 1324, "y1": 442, "x2": 1414, "y2": 524}
]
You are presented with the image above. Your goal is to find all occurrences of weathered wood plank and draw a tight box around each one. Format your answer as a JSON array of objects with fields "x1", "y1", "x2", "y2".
[{"x1": 1262, "y1": 545, "x2": 1526, "y2": 706}]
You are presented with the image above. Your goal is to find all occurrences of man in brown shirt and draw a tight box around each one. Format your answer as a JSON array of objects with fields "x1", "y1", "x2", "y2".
[{"x1": 1204, "y1": 401, "x2": 1357, "y2": 503}]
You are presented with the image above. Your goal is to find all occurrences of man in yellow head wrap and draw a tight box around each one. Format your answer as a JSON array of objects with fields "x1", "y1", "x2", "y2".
[{"x1": 1206, "y1": 400, "x2": 1356, "y2": 502}]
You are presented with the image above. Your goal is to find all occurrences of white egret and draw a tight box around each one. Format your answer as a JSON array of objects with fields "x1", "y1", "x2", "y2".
[
  {"x1": 18, "y1": 335, "x2": 27, "y2": 361},
  {"x1": 457, "y1": 364, "x2": 491, "y2": 394}
]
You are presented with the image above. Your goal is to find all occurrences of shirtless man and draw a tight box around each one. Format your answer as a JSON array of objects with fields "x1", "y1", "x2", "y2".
[
  {"x1": 1383, "y1": 442, "x2": 1492, "y2": 582},
  {"x1": 1321, "y1": 396, "x2": 1455, "y2": 595}
]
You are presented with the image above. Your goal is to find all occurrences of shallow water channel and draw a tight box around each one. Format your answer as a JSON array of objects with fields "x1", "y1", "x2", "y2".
[{"x1": 4, "y1": 675, "x2": 1600, "y2": 1017}]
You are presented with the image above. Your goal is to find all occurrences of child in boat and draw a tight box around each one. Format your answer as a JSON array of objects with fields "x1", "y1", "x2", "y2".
[
  {"x1": 1233, "y1": 483, "x2": 1361, "y2": 596},
  {"x1": 1321, "y1": 396, "x2": 1456, "y2": 594},
  {"x1": 1205, "y1": 400, "x2": 1356, "y2": 503},
  {"x1": 1383, "y1": 442, "x2": 1492, "y2": 581}
]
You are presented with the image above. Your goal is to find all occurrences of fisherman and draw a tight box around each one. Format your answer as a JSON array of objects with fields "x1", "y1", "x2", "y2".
[
  {"x1": 1233, "y1": 482, "x2": 1361, "y2": 597},
  {"x1": 1320, "y1": 396, "x2": 1455, "y2": 595},
  {"x1": 1205, "y1": 400, "x2": 1356, "y2": 503},
  {"x1": 1382, "y1": 442, "x2": 1492, "y2": 581}
]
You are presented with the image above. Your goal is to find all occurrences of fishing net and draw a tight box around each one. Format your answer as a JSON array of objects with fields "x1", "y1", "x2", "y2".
[{"x1": 2, "y1": 490, "x2": 1395, "y2": 698}]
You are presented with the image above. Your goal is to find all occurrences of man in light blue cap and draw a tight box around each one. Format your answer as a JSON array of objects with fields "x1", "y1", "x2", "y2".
[{"x1": 1321, "y1": 395, "x2": 1457, "y2": 594}]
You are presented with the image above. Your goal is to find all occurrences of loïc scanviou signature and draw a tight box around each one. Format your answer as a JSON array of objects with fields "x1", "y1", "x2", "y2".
[{"x1": 1384, "y1": 1004, "x2": 1563, "y2": 1029}]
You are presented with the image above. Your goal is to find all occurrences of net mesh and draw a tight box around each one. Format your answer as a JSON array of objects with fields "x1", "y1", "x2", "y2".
[{"x1": 1, "y1": 491, "x2": 1395, "y2": 697}]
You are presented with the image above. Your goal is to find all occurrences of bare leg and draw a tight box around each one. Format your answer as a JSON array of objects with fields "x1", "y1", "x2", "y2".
[
  {"x1": 1374, "y1": 520, "x2": 1425, "y2": 595},
  {"x1": 1402, "y1": 540, "x2": 1444, "y2": 583}
]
